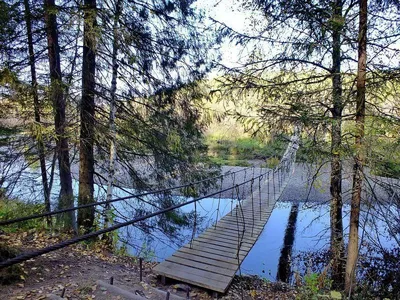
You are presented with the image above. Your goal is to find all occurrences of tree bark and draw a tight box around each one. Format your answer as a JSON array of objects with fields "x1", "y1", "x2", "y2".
[
  {"x1": 78, "y1": 0, "x2": 97, "y2": 233},
  {"x1": 345, "y1": 0, "x2": 367, "y2": 294},
  {"x1": 44, "y1": 0, "x2": 75, "y2": 231},
  {"x1": 105, "y1": 0, "x2": 122, "y2": 232},
  {"x1": 330, "y1": 0, "x2": 345, "y2": 289},
  {"x1": 24, "y1": 0, "x2": 51, "y2": 224}
]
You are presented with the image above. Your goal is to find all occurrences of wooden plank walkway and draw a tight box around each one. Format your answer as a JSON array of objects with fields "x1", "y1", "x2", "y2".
[{"x1": 153, "y1": 174, "x2": 290, "y2": 293}]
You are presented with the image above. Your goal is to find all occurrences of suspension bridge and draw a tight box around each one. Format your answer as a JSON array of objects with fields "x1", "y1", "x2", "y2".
[
  {"x1": 0, "y1": 131, "x2": 300, "y2": 296},
  {"x1": 154, "y1": 132, "x2": 300, "y2": 294}
]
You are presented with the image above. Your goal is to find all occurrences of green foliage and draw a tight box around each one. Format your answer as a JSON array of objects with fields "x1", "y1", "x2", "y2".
[
  {"x1": 368, "y1": 138, "x2": 400, "y2": 178},
  {"x1": 114, "y1": 243, "x2": 129, "y2": 257},
  {"x1": 0, "y1": 125, "x2": 20, "y2": 147},
  {"x1": 265, "y1": 156, "x2": 280, "y2": 169},
  {"x1": 296, "y1": 272, "x2": 336, "y2": 300},
  {"x1": 209, "y1": 157, "x2": 251, "y2": 167},
  {"x1": 304, "y1": 273, "x2": 319, "y2": 295},
  {"x1": 111, "y1": 81, "x2": 219, "y2": 194},
  {"x1": 296, "y1": 138, "x2": 330, "y2": 163},
  {"x1": 137, "y1": 241, "x2": 156, "y2": 261},
  {"x1": 0, "y1": 125, "x2": 19, "y2": 136},
  {"x1": 371, "y1": 157, "x2": 400, "y2": 178},
  {"x1": 206, "y1": 132, "x2": 288, "y2": 166},
  {"x1": 0, "y1": 198, "x2": 46, "y2": 232},
  {"x1": 0, "y1": 68, "x2": 18, "y2": 85}
]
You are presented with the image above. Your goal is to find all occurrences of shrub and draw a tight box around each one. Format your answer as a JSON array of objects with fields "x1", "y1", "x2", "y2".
[{"x1": 0, "y1": 198, "x2": 46, "y2": 232}]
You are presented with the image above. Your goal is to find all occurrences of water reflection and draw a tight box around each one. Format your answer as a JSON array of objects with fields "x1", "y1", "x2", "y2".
[
  {"x1": 6, "y1": 165, "x2": 397, "y2": 283},
  {"x1": 116, "y1": 196, "x2": 234, "y2": 260},
  {"x1": 277, "y1": 203, "x2": 299, "y2": 282}
]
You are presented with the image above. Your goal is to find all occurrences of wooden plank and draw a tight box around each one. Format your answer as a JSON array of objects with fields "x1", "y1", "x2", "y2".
[
  {"x1": 156, "y1": 261, "x2": 233, "y2": 286},
  {"x1": 186, "y1": 240, "x2": 248, "y2": 258},
  {"x1": 219, "y1": 216, "x2": 266, "y2": 226},
  {"x1": 212, "y1": 223, "x2": 247, "y2": 233},
  {"x1": 154, "y1": 261, "x2": 230, "y2": 293},
  {"x1": 200, "y1": 227, "x2": 257, "y2": 244},
  {"x1": 234, "y1": 215, "x2": 269, "y2": 222},
  {"x1": 232, "y1": 208, "x2": 271, "y2": 215},
  {"x1": 200, "y1": 229, "x2": 258, "y2": 244},
  {"x1": 172, "y1": 251, "x2": 238, "y2": 271},
  {"x1": 233, "y1": 206, "x2": 272, "y2": 213},
  {"x1": 154, "y1": 260, "x2": 233, "y2": 284},
  {"x1": 196, "y1": 232, "x2": 254, "y2": 246},
  {"x1": 194, "y1": 236, "x2": 248, "y2": 251},
  {"x1": 213, "y1": 220, "x2": 246, "y2": 229},
  {"x1": 178, "y1": 246, "x2": 239, "y2": 265},
  {"x1": 232, "y1": 209, "x2": 270, "y2": 214},
  {"x1": 231, "y1": 209, "x2": 271, "y2": 216},
  {"x1": 223, "y1": 212, "x2": 269, "y2": 221},
  {"x1": 213, "y1": 223, "x2": 263, "y2": 236},
  {"x1": 166, "y1": 256, "x2": 236, "y2": 277},
  {"x1": 231, "y1": 206, "x2": 271, "y2": 213},
  {"x1": 215, "y1": 221, "x2": 264, "y2": 234},
  {"x1": 235, "y1": 209, "x2": 271, "y2": 215},
  {"x1": 199, "y1": 232, "x2": 256, "y2": 246},
  {"x1": 181, "y1": 244, "x2": 247, "y2": 260},
  {"x1": 217, "y1": 219, "x2": 264, "y2": 231},
  {"x1": 218, "y1": 217, "x2": 266, "y2": 228},
  {"x1": 224, "y1": 215, "x2": 268, "y2": 222},
  {"x1": 194, "y1": 235, "x2": 252, "y2": 251}
]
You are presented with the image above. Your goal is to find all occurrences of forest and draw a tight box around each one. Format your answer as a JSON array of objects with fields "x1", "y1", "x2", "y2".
[{"x1": 0, "y1": 0, "x2": 399, "y2": 299}]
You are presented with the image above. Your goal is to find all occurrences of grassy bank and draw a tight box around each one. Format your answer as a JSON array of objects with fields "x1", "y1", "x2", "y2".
[
  {"x1": 206, "y1": 124, "x2": 400, "y2": 179},
  {"x1": 206, "y1": 133, "x2": 288, "y2": 167}
]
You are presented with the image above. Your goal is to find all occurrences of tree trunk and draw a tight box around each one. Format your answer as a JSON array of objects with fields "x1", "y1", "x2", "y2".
[
  {"x1": 105, "y1": 0, "x2": 122, "y2": 232},
  {"x1": 24, "y1": 0, "x2": 51, "y2": 224},
  {"x1": 330, "y1": 0, "x2": 345, "y2": 289},
  {"x1": 44, "y1": 0, "x2": 75, "y2": 231},
  {"x1": 345, "y1": 0, "x2": 367, "y2": 294},
  {"x1": 78, "y1": 0, "x2": 97, "y2": 233}
]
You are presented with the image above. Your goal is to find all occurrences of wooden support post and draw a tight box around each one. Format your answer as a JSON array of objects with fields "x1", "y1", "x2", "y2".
[
  {"x1": 139, "y1": 258, "x2": 143, "y2": 282},
  {"x1": 166, "y1": 291, "x2": 170, "y2": 300},
  {"x1": 61, "y1": 287, "x2": 66, "y2": 298},
  {"x1": 161, "y1": 275, "x2": 166, "y2": 285}
]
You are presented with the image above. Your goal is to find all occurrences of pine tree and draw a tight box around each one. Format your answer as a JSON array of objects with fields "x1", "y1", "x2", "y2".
[
  {"x1": 78, "y1": 0, "x2": 97, "y2": 232},
  {"x1": 213, "y1": 0, "x2": 352, "y2": 287}
]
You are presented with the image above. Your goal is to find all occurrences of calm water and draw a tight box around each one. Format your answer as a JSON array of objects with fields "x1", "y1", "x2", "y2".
[
  {"x1": 6, "y1": 165, "x2": 397, "y2": 281},
  {"x1": 116, "y1": 197, "x2": 397, "y2": 281}
]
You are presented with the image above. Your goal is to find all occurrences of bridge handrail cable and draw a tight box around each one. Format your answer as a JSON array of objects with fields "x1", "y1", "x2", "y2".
[
  {"x1": 0, "y1": 166, "x2": 255, "y2": 226},
  {"x1": 0, "y1": 170, "x2": 272, "y2": 269}
]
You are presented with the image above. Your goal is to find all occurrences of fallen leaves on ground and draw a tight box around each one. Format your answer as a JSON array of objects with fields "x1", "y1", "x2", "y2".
[{"x1": 1, "y1": 231, "x2": 296, "y2": 299}]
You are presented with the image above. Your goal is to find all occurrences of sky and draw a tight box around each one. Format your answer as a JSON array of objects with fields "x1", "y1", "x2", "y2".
[
  {"x1": 196, "y1": 0, "x2": 255, "y2": 69},
  {"x1": 197, "y1": 0, "x2": 400, "y2": 76}
]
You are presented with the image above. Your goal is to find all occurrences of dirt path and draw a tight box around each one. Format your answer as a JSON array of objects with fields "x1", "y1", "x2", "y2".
[{"x1": 0, "y1": 231, "x2": 296, "y2": 299}]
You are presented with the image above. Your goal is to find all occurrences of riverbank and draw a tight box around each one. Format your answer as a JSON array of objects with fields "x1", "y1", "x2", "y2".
[{"x1": 0, "y1": 230, "x2": 297, "y2": 299}]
